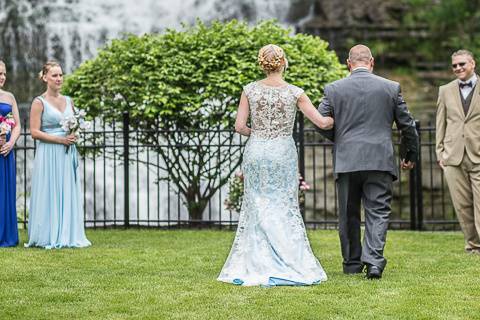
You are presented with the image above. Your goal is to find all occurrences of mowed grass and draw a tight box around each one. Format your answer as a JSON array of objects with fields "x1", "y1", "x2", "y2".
[{"x1": 0, "y1": 229, "x2": 479, "y2": 320}]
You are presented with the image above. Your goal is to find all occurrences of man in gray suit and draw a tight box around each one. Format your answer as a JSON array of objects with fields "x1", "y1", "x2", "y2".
[{"x1": 318, "y1": 45, "x2": 419, "y2": 279}]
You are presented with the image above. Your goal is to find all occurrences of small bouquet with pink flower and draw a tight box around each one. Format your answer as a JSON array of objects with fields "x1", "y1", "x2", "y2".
[
  {"x1": 298, "y1": 174, "x2": 311, "y2": 206},
  {"x1": 224, "y1": 171, "x2": 311, "y2": 212},
  {"x1": 0, "y1": 113, "x2": 15, "y2": 146}
]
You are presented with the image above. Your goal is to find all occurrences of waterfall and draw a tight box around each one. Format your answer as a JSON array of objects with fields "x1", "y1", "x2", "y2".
[{"x1": 1, "y1": 0, "x2": 308, "y2": 81}]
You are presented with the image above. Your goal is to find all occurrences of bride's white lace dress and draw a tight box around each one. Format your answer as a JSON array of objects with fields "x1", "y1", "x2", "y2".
[{"x1": 217, "y1": 81, "x2": 327, "y2": 286}]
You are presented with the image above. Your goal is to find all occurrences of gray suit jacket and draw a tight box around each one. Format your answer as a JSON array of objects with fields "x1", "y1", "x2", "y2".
[{"x1": 318, "y1": 69, "x2": 418, "y2": 180}]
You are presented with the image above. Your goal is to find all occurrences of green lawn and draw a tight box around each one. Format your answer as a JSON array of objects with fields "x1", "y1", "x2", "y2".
[{"x1": 0, "y1": 230, "x2": 479, "y2": 320}]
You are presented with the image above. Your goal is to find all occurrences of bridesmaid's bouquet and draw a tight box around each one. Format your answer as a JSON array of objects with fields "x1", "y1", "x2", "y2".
[
  {"x1": 0, "y1": 114, "x2": 15, "y2": 146},
  {"x1": 224, "y1": 171, "x2": 311, "y2": 212},
  {"x1": 60, "y1": 109, "x2": 91, "y2": 153}
]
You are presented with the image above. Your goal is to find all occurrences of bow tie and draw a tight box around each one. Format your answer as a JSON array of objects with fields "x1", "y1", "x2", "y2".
[{"x1": 460, "y1": 81, "x2": 473, "y2": 89}]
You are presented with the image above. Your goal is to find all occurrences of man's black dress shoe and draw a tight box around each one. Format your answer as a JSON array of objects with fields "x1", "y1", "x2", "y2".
[
  {"x1": 366, "y1": 265, "x2": 382, "y2": 279},
  {"x1": 344, "y1": 268, "x2": 364, "y2": 275},
  {"x1": 343, "y1": 265, "x2": 364, "y2": 274}
]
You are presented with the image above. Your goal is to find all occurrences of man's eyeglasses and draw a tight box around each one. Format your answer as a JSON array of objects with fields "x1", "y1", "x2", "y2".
[{"x1": 452, "y1": 62, "x2": 467, "y2": 69}]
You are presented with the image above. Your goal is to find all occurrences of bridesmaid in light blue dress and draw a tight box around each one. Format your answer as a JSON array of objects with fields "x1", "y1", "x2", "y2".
[
  {"x1": 0, "y1": 60, "x2": 21, "y2": 247},
  {"x1": 218, "y1": 45, "x2": 334, "y2": 286},
  {"x1": 26, "y1": 61, "x2": 90, "y2": 249}
]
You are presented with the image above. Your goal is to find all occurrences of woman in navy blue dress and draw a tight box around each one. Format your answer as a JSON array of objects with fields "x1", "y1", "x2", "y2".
[{"x1": 0, "y1": 60, "x2": 21, "y2": 247}]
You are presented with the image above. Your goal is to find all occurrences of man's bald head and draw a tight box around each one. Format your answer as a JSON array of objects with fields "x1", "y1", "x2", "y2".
[{"x1": 347, "y1": 44, "x2": 374, "y2": 70}]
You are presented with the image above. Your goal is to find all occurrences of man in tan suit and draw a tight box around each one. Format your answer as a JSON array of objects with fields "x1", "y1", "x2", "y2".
[{"x1": 436, "y1": 49, "x2": 480, "y2": 254}]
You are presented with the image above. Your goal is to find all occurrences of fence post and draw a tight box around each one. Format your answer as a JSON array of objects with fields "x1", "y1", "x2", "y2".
[
  {"x1": 409, "y1": 120, "x2": 423, "y2": 231},
  {"x1": 409, "y1": 166, "x2": 417, "y2": 231},
  {"x1": 123, "y1": 112, "x2": 130, "y2": 228},
  {"x1": 23, "y1": 117, "x2": 28, "y2": 229},
  {"x1": 298, "y1": 113, "x2": 305, "y2": 181},
  {"x1": 297, "y1": 113, "x2": 306, "y2": 217},
  {"x1": 298, "y1": 112, "x2": 305, "y2": 219},
  {"x1": 415, "y1": 120, "x2": 424, "y2": 230}
]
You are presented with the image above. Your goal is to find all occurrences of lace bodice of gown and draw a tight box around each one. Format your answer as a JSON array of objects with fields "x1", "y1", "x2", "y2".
[{"x1": 244, "y1": 81, "x2": 304, "y2": 139}]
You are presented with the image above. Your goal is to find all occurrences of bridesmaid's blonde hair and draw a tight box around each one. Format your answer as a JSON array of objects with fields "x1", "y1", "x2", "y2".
[
  {"x1": 258, "y1": 44, "x2": 288, "y2": 74},
  {"x1": 38, "y1": 60, "x2": 61, "y2": 81}
]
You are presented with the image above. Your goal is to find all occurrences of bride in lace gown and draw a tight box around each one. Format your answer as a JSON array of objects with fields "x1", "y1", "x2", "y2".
[{"x1": 217, "y1": 44, "x2": 334, "y2": 286}]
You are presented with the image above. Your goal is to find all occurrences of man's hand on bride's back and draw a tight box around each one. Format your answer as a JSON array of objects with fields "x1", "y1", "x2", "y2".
[{"x1": 321, "y1": 117, "x2": 334, "y2": 130}]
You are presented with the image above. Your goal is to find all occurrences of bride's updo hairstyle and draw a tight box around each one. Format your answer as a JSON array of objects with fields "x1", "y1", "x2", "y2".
[
  {"x1": 258, "y1": 44, "x2": 288, "y2": 74},
  {"x1": 38, "y1": 60, "x2": 61, "y2": 81}
]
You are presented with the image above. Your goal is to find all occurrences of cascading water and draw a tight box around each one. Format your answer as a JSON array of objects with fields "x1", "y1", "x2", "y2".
[
  {"x1": 1, "y1": 0, "x2": 313, "y2": 101},
  {"x1": 1, "y1": 0, "x2": 314, "y2": 226},
  {"x1": 42, "y1": 0, "x2": 293, "y2": 72}
]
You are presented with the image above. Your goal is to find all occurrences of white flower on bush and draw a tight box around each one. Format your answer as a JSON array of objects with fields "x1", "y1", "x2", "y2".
[{"x1": 113, "y1": 93, "x2": 124, "y2": 102}]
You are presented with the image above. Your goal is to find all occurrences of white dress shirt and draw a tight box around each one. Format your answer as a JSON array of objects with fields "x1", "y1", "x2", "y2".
[
  {"x1": 352, "y1": 66, "x2": 370, "y2": 72},
  {"x1": 459, "y1": 74, "x2": 477, "y2": 100}
]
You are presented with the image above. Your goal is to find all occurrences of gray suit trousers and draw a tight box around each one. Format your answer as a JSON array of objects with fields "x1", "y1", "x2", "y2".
[{"x1": 337, "y1": 171, "x2": 393, "y2": 272}]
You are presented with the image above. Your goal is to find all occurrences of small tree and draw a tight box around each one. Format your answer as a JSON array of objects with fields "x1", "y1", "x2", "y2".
[{"x1": 63, "y1": 20, "x2": 346, "y2": 221}]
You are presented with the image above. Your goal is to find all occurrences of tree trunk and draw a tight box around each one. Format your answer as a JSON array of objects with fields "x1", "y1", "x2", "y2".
[{"x1": 185, "y1": 186, "x2": 208, "y2": 226}]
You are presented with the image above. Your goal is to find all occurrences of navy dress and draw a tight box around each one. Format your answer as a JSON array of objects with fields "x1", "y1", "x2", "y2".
[{"x1": 0, "y1": 102, "x2": 18, "y2": 247}]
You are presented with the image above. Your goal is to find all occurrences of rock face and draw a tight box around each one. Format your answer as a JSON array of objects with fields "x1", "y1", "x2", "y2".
[
  {"x1": 308, "y1": 0, "x2": 405, "y2": 27},
  {"x1": 286, "y1": 0, "x2": 405, "y2": 27},
  {"x1": 285, "y1": 0, "x2": 315, "y2": 23},
  {"x1": 298, "y1": 0, "x2": 409, "y2": 60}
]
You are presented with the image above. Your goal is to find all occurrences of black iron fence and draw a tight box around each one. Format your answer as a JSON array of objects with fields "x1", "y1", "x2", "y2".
[
  {"x1": 14, "y1": 113, "x2": 458, "y2": 230},
  {"x1": 295, "y1": 115, "x2": 457, "y2": 231}
]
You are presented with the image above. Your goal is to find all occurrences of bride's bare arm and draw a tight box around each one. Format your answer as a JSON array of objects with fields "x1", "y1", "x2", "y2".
[
  {"x1": 234, "y1": 92, "x2": 251, "y2": 136},
  {"x1": 297, "y1": 93, "x2": 334, "y2": 130}
]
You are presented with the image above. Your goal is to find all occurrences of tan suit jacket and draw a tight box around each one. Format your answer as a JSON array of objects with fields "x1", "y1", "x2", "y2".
[{"x1": 436, "y1": 76, "x2": 480, "y2": 165}]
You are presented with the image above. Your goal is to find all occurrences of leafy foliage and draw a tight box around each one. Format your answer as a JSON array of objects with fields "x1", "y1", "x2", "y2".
[
  {"x1": 63, "y1": 20, "x2": 346, "y2": 220},
  {"x1": 398, "y1": 0, "x2": 480, "y2": 62}
]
